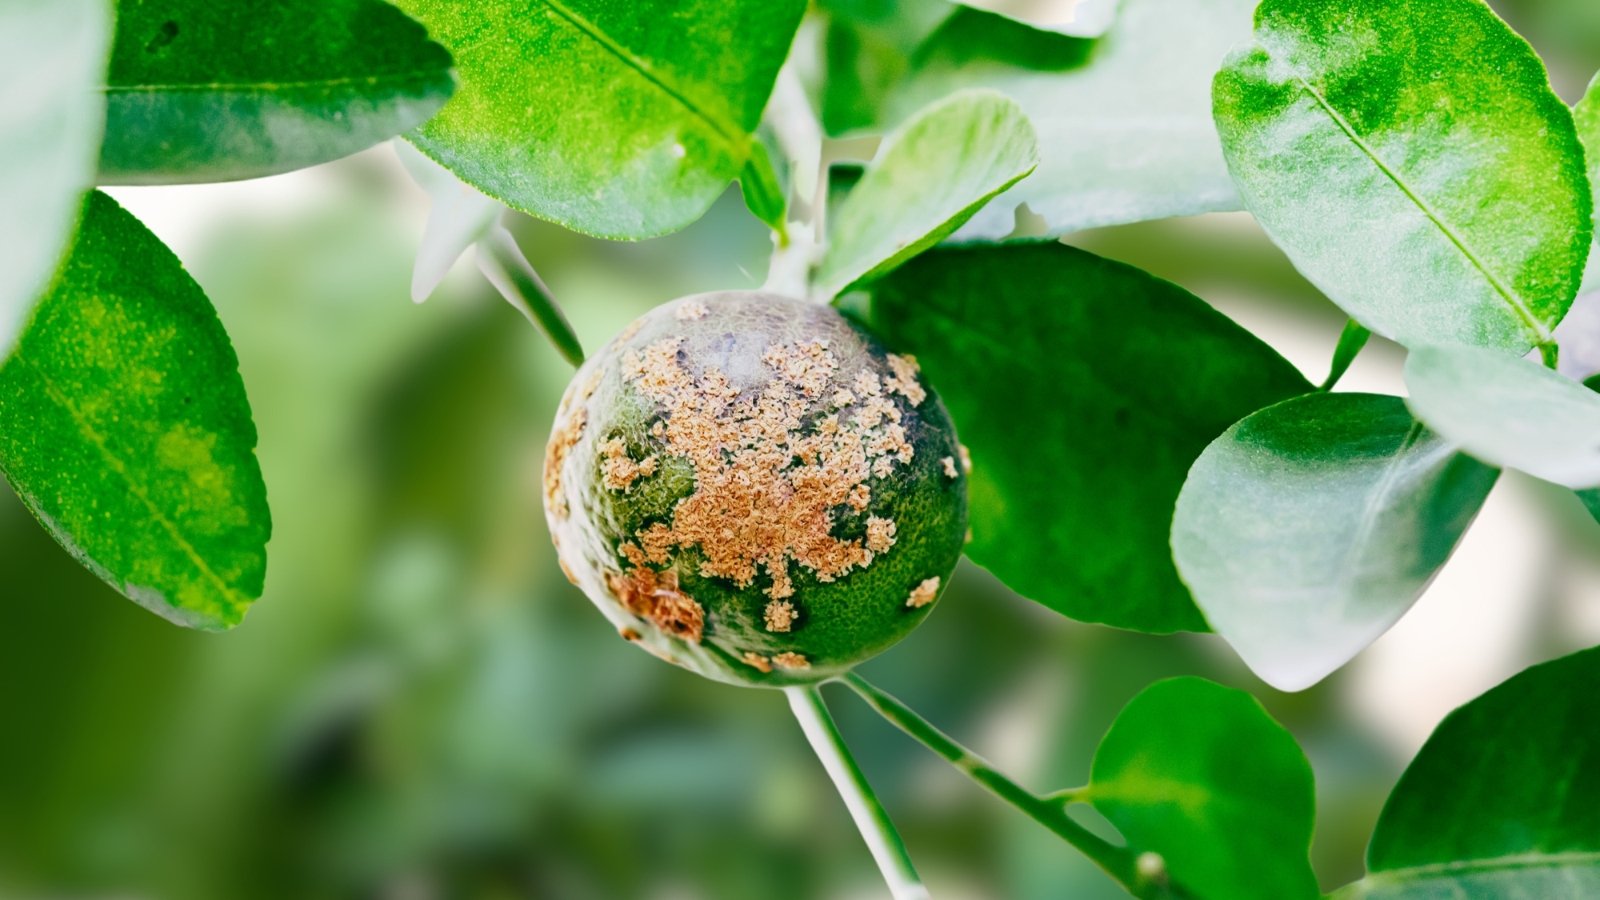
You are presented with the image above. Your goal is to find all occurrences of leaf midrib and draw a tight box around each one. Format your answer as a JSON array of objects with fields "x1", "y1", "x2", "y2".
[
  {"x1": 537, "y1": 0, "x2": 743, "y2": 149},
  {"x1": 1355, "y1": 850, "x2": 1600, "y2": 892},
  {"x1": 14, "y1": 354, "x2": 248, "y2": 611},
  {"x1": 1288, "y1": 74, "x2": 1552, "y2": 345},
  {"x1": 103, "y1": 67, "x2": 450, "y2": 95}
]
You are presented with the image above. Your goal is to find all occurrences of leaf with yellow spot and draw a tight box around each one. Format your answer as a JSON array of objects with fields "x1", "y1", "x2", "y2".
[{"x1": 0, "y1": 191, "x2": 269, "y2": 629}]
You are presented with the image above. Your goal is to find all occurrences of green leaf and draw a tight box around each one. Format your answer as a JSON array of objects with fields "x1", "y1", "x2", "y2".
[
  {"x1": 819, "y1": 0, "x2": 953, "y2": 137},
  {"x1": 864, "y1": 243, "x2": 1309, "y2": 633},
  {"x1": 1087, "y1": 677, "x2": 1318, "y2": 900},
  {"x1": 888, "y1": 0, "x2": 1257, "y2": 241},
  {"x1": 99, "y1": 0, "x2": 453, "y2": 184},
  {"x1": 1214, "y1": 0, "x2": 1591, "y2": 354},
  {"x1": 1172, "y1": 393, "x2": 1497, "y2": 691},
  {"x1": 396, "y1": 0, "x2": 806, "y2": 240},
  {"x1": 0, "y1": 0, "x2": 110, "y2": 360},
  {"x1": 1404, "y1": 344, "x2": 1600, "y2": 490},
  {"x1": 0, "y1": 192, "x2": 269, "y2": 629},
  {"x1": 1577, "y1": 73, "x2": 1599, "y2": 293},
  {"x1": 1577, "y1": 374, "x2": 1600, "y2": 524},
  {"x1": 1334, "y1": 646, "x2": 1600, "y2": 898},
  {"x1": 739, "y1": 141, "x2": 788, "y2": 237},
  {"x1": 1320, "y1": 320, "x2": 1371, "y2": 392},
  {"x1": 958, "y1": 0, "x2": 1123, "y2": 37},
  {"x1": 817, "y1": 90, "x2": 1038, "y2": 298}
]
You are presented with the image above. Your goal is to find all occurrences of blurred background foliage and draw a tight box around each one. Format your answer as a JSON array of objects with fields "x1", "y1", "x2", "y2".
[{"x1": 3, "y1": 1, "x2": 1599, "y2": 898}]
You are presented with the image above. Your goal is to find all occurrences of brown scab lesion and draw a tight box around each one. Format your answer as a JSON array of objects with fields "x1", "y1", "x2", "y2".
[
  {"x1": 941, "y1": 456, "x2": 959, "y2": 480},
  {"x1": 599, "y1": 435, "x2": 659, "y2": 491},
  {"x1": 742, "y1": 652, "x2": 773, "y2": 673},
  {"x1": 614, "y1": 335, "x2": 919, "y2": 602},
  {"x1": 906, "y1": 576, "x2": 941, "y2": 609},
  {"x1": 772, "y1": 651, "x2": 810, "y2": 670},
  {"x1": 884, "y1": 354, "x2": 927, "y2": 406},
  {"x1": 543, "y1": 404, "x2": 587, "y2": 520},
  {"x1": 605, "y1": 567, "x2": 705, "y2": 643},
  {"x1": 674, "y1": 299, "x2": 709, "y2": 321},
  {"x1": 764, "y1": 599, "x2": 797, "y2": 633}
]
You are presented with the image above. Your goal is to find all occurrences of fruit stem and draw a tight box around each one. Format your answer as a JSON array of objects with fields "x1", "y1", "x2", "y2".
[
  {"x1": 838, "y1": 673, "x2": 1180, "y2": 900},
  {"x1": 785, "y1": 686, "x2": 929, "y2": 900}
]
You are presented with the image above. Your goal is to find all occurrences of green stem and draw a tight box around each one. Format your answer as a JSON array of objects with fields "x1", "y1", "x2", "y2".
[
  {"x1": 1538, "y1": 340, "x2": 1561, "y2": 371},
  {"x1": 1319, "y1": 320, "x2": 1371, "y2": 392},
  {"x1": 784, "y1": 686, "x2": 929, "y2": 900},
  {"x1": 839, "y1": 673, "x2": 1178, "y2": 899},
  {"x1": 475, "y1": 227, "x2": 586, "y2": 368}
]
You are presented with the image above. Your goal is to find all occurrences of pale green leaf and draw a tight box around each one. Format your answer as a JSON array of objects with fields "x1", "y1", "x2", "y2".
[
  {"x1": 1404, "y1": 344, "x2": 1600, "y2": 490},
  {"x1": 865, "y1": 243, "x2": 1309, "y2": 634},
  {"x1": 1335, "y1": 646, "x2": 1600, "y2": 898},
  {"x1": 1172, "y1": 393, "x2": 1497, "y2": 691},
  {"x1": 396, "y1": 0, "x2": 806, "y2": 240},
  {"x1": 817, "y1": 90, "x2": 1038, "y2": 297},
  {"x1": 1088, "y1": 677, "x2": 1318, "y2": 900},
  {"x1": 0, "y1": 192, "x2": 269, "y2": 629},
  {"x1": 0, "y1": 0, "x2": 109, "y2": 360},
  {"x1": 1214, "y1": 0, "x2": 1591, "y2": 354},
  {"x1": 890, "y1": 0, "x2": 1256, "y2": 241},
  {"x1": 99, "y1": 0, "x2": 454, "y2": 184}
]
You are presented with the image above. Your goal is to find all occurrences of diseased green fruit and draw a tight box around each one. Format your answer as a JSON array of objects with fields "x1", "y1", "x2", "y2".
[{"x1": 544, "y1": 291, "x2": 968, "y2": 687}]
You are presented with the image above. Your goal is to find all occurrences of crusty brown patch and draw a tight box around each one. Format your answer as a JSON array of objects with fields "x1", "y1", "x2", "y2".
[
  {"x1": 605, "y1": 567, "x2": 705, "y2": 643},
  {"x1": 906, "y1": 576, "x2": 941, "y2": 609},
  {"x1": 599, "y1": 436, "x2": 659, "y2": 491},
  {"x1": 675, "y1": 299, "x2": 709, "y2": 321},
  {"x1": 865, "y1": 516, "x2": 897, "y2": 554},
  {"x1": 764, "y1": 599, "x2": 797, "y2": 633},
  {"x1": 772, "y1": 651, "x2": 810, "y2": 670},
  {"x1": 884, "y1": 354, "x2": 926, "y2": 406},
  {"x1": 742, "y1": 652, "x2": 773, "y2": 673},
  {"x1": 616, "y1": 336, "x2": 917, "y2": 601},
  {"x1": 941, "y1": 456, "x2": 959, "y2": 479},
  {"x1": 544, "y1": 405, "x2": 587, "y2": 520}
]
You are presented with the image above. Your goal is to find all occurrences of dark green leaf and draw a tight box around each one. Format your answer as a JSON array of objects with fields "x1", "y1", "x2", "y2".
[
  {"x1": 819, "y1": 1, "x2": 953, "y2": 136},
  {"x1": 397, "y1": 0, "x2": 805, "y2": 240},
  {"x1": 1172, "y1": 393, "x2": 1497, "y2": 691},
  {"x1": 1404, "y1": 344, "x2": 1600, "y2": 489},
  {"x1": 0, "y1": 192, "x2": 269, "y2": 629},
  {"x1": 1335, "y1": 646, "x2": 1600, "y2": 898},
  {"x1": 0, "y1": 0, "x2": 109, "y2": 359},
  {"x1": 865, "y1": 243, "x2": 1309, "y2": 633},
  {"x1": 889, "y1": 0, "x2": 1256, "y2": 241},
  {"x1": 817, "y1": 90, "x2": 1038, "y2": 297},
  {"x1": 99, "y1": 0, "x2": 453, "y2": 184},
  {"x1": 1087, "y1": 677, "x2": 1318, "y2": 900},
  {"x1": 1214, "y1": 0, "x2": 1591, "y2": 354}
]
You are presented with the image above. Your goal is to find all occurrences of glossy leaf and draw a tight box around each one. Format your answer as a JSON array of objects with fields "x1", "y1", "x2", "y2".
[
  {"x1": 865, "y1": 243, "x2": 1310, "y2": 633},
  {"x1": 1404, "y1": 344, "x2": 1600, "y2": 490},
  {"x1": 1087, "y1": 677, "x2": 1318, "y2": 900},
  {"x1": 0, "y1": 0, "x2": 109, "y2": 360},
  {"x1": 1335, "y1": 646, "x2": 1600, "y2": 898},
  {"x1": 816, "y1": 90, "x2": 1038, "y2": 297},
  {"x1": 1215, "y1": 0, "x2": 1591, "y2": 354},
  {"x1": 99, "y1": 0, "x2": 453, "y2": 184},
  {"x1": 959, "y1": 0, "x2": 1123, "y2": 37},
  {"x1": 1172, "y1": 393, "x2": 1497, "y2": 691},
  {"x1": 890, "y1": 0, "x2": 1256, "y2": 241},
  {"x1": 0, "y1": 192, "x2": 269, "y2": 629},
  {"x1": 397, "y1": 0, "x2": 806, "y2": 240}
]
